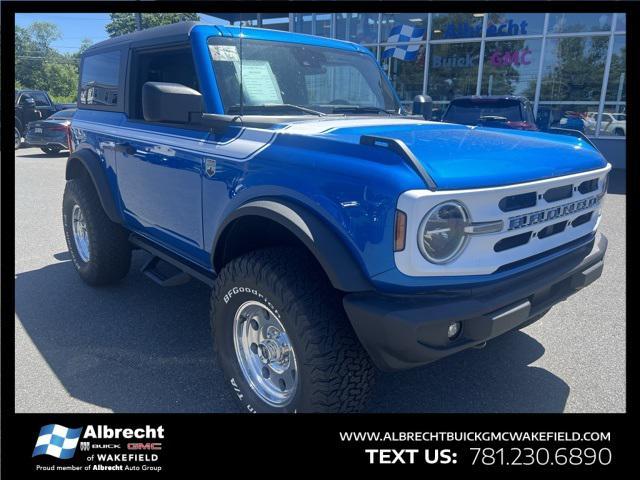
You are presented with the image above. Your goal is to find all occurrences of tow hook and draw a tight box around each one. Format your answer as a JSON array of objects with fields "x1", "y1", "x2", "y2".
[{"x1": 473, "y1": 341, "x2": 487, "y2": 349}]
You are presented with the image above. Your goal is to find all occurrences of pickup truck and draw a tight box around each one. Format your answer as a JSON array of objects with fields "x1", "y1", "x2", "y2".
[
  {"x1": 64, "y1": 22, "x2": 610, "y2": 413},
  {"x1": 15, "y1": 89, "x2": 76, "y2": 149}
]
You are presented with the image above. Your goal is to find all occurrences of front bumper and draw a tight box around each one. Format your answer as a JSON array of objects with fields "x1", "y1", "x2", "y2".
[{"x1": 343, "y1": 233, "x2": 607, "y2": 371}]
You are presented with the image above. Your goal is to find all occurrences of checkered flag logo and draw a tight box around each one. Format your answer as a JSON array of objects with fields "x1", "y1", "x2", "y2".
[
  {"x1": 32, "y1": 424, "x2": 83, "y2": 459},
  {"x1": 382, "y1": 24, "x2": 426, "y2": 61}
]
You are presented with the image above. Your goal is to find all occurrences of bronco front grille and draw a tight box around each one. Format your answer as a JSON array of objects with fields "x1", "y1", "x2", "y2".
[{"x1": 394, "y1": 165, "x2": 610, "y2": 277}]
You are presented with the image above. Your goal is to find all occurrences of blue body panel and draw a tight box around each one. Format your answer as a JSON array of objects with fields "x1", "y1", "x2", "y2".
[{"x1": 71, "y1": 25, "x2": 609, "y2": 294}]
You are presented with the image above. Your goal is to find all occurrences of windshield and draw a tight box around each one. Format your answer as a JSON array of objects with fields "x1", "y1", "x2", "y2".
[
  {"x1": 443, "y1": 100, "x2": 523, "y2": 125},
  {"x1": 51, "y1": 109, "x2": 76, "y2": 119},
  {"x1": 208, "y1": 37, "x2": 400, "y2": 115}
]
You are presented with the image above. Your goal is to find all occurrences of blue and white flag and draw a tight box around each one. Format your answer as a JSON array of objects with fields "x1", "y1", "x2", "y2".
[
  {"x1": 382, "y1": 24, "x2": 426, "y2": 61},
  {"x1": 32, "y1": 424, "x2": 83, "y2": 459}
]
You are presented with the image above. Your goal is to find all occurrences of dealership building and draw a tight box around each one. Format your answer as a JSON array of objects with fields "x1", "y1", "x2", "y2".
[{"x1": 209, "y1": 12, "x2": 626, "y2": 167}]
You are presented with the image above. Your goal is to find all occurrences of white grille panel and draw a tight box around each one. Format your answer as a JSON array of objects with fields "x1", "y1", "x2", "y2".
[{"x1": 395, "y1": 165, "x2": 611, "y2": 277}]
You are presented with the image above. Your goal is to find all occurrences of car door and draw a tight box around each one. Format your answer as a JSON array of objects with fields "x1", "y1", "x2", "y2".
[
  {"x1": 30, "y1": 91, "x2": 57, "y2": 119},
  {"x1": 114, "y1": 45, "x2": 207, "y2": 265},
  {"x1": 114, "y1": 122, "x2": 207, "y2": 264}
]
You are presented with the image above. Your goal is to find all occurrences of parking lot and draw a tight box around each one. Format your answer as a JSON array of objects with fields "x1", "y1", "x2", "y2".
[{"x1": 14, "y1": 146, "x2": 626, "y2": 413}]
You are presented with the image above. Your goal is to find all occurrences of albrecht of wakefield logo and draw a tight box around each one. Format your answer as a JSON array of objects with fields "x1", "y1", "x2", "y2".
[{"x1": 32, "y1": 424, "x2": 83, "y2": 459}]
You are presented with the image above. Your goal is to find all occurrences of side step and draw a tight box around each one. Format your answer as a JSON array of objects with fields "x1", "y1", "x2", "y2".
[
  {"x1": 129, "y1": 234, "x2": 216, "y2": 287},
  {"x1": 141, "y1": 255, "x2": 191, "y2": 287}
]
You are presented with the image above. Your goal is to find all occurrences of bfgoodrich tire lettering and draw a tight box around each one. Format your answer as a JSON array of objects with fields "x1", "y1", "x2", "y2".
[
  {"x1": 211, "y1": 247, "x2": 375, "y2": 413},
  {"x1": 62, "y1": 178, "x2": 131, "y2": 285}
]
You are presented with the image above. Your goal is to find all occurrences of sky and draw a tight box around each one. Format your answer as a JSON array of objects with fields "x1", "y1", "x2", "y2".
[{"x1": 15, "y1": 13, "x2": 228, "y2": 54}]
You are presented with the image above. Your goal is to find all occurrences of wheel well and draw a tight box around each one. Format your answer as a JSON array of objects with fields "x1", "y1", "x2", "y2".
[
  {"x1": 214, "y1": 215, "x2": 319, "y2": 273},
  {"x1": 65, "y1": 156, "x2": 90, "y2": 181}
]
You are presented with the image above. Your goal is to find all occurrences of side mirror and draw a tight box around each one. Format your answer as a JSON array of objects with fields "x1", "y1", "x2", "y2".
[
  {"x1": 535, "y1": 108, "x2": 551, "y2": 131},
  {"x1": 21, "y1": 96, "x2": 36, "y2": 107},
  {"x1": 142, "y1": 82, "x2": 202, "y2": 124},
  {"x1": 412, "y1": 95, "x2": 433, "y2": 120}
]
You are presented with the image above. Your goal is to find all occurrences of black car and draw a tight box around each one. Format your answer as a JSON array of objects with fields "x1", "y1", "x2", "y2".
[
  {"x1": 442, "y1": 95, "x2": 539, "y2": 131},
  {"x1": 25, "y1": 108, "x2": 76, "y2": 155}
]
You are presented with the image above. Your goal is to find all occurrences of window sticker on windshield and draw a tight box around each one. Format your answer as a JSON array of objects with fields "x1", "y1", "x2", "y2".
[
  {"x1": 233, "y1": 60, "x2": 283, "y2": 105},
  {"x1": 209, "y1": 45, "x2": 240, "y2": 62}
]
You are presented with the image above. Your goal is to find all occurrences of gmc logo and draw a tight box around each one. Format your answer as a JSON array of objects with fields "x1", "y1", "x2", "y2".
[{"x1": 127, "y1": 443, "x2": 162, "y2": 451}]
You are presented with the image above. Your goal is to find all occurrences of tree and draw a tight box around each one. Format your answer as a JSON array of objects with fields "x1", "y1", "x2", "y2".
[
  {"x1": 15, "y1": 21, "x2": 80, "y2": 102},
  {"x1": 105, "y1": 13, "x2": 200, "y2": 37}
]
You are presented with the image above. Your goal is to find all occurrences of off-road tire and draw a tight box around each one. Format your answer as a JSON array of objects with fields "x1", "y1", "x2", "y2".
[
  {"x1": 211, "y1": 247, "x2": 375, "y2": 413},
  {"x1": 62, "y1": 177, "x2": 131, "y2": 285}
]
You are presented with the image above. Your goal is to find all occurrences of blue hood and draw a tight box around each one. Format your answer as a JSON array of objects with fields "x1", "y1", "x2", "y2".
[{"x1": 318, "y1": 120, "x2": 607, "y2": 190}]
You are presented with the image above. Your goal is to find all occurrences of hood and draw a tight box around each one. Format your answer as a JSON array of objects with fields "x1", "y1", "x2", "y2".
[{"x1": 282, "y1": 118, "x2": 607, "y2": 190}]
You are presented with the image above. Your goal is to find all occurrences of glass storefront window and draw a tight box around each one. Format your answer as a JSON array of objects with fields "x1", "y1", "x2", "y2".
[
  {"x1": 537, "y1": 103, "x2": 600, "y2": 135},
  {"x1": 261, "y1": 16, "x2": 290, "y2": 31},
  {"x1": 380, "y1": 13, "x2": 428, "y2": 41},
  {"x1": 381, "y1": 44, "x2": 426, "y2": 101},
  {"x1": 485, "y1": 13, "x2": 545, "y2": 37},
  {"x1": 427, "y1": 42, "x2": 481, "y2": 100},
  {"x1": 291, "y1": 13, "x2": 313, "y2": 34},
  {"x1": 539, "y1": 36, "x2": 608, "y2": 102},
  {"x1": 481, "y1": 39, "x2": 542, "y2": 97},
  {"x1": 315, "y1": 13, "x2": 332, "y2": 37},
  {"x1": 338, "y1": 13, "x2": 378, "y2": 44},
  {"x1": 547, "y1": 13, "x2": 613, "y2": 33},
  {"x1": 616, "y1": 13, "x2": 626, "y2": 32},
  {"x1": 606, "y1": 36, "x2": 626, "y2": 103},
  {"x1": 431, "y1": 13, "x2": 484, "y2": 40}
]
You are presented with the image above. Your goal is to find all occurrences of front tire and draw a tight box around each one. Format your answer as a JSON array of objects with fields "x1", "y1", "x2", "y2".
[
  {"x1": 62, "y1": 177, "x2": 131, "y2": 285},
  {"x1": 211, "y1": 247, "x2": 375, "y2": 413}
]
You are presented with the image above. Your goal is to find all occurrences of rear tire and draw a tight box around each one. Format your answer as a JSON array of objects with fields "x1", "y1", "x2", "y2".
[
  {"x1": 62, "y1": 177, "x2": 131, "y2": 285},
  {"x1": 41, "y1": 146, "x2": 62, "y2": 155},
  {"x1": 211, "y1": 247, "x2": 375, "y2": 413}
]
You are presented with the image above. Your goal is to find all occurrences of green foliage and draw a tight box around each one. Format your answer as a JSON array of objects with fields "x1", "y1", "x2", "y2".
[
  {"x1": 106, "y1": 13, "x2": 200, "y2": 37},
  {"x1": 15, "y1": 22, "x2": 91, "y2": 102}
]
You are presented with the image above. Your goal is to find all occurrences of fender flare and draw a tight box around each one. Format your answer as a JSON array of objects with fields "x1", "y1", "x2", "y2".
[
  {"x1": 212, "y1": 199, "x2": 372, "y2": 292},
  {"x1": 65, "y1": 149, "x2": 122, "y2": 224}
]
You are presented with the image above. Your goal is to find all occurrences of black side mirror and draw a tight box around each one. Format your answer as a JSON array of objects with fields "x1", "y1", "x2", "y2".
[
  {"x1": 142, "y1": 82, "x2": 203, "y2": 124},
  {"x1": 535, "y1": 108, "x2": 551, "y2": 131},
  {"x1": 412, "y1": 95, "x2": 433, "y2": 120},
  {"x1": 21, "y1": 96, "x2": 36, "y2": 107}
]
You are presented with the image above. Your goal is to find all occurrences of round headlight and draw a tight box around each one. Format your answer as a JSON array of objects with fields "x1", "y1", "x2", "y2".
[{"x1": 418, "y1": 201, "x2": 470, "y2": 264}]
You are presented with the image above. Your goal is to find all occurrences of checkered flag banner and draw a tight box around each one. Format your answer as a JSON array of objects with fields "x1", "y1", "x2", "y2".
[
  {"x1": 32, "y1": 424, "x2": 83, "y2": 459},
  {"x1": 382, "y1": 24, "x2": 426, "y2": 61}
]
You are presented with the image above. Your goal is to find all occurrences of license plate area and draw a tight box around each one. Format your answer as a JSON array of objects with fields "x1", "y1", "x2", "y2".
[{"x1": 35, "y1": 127, "x2": 43, "y2": 133}]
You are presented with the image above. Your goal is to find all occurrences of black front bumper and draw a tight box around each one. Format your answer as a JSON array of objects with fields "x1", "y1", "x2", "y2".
[{"x1": 343, "y1": 233, "x2": 607, "y2": 371}]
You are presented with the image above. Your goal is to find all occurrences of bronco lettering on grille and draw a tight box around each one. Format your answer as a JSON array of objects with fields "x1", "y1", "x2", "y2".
[{"x1": 508, "y1": 196, "x2": 599, "y2": 230}]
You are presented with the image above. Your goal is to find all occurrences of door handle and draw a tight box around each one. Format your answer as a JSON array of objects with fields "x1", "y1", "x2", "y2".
[{"x1": 114, "y1": 143, "x2": 137, "y2": 155}]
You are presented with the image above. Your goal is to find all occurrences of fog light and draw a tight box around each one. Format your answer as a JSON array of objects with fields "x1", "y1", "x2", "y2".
[{"x1": 447, "y1": 322, "x2": 461, "y2": 340}]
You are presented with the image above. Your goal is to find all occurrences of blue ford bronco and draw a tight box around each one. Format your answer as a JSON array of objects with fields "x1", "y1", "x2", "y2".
[{"x1": 64, "y1": 22, "x2": 610, "y2": 413}]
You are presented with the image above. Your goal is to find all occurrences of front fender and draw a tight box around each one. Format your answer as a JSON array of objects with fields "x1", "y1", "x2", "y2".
[
  {"x1": 65, "y1": 149, "x2": 122, "y2": 224},
  {"x1": 212, "y1": 199, "x2": 372, "y2": 292}
]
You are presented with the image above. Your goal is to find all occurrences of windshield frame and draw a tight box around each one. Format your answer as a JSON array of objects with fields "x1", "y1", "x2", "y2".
[{"x1": 206, "y1": 36, "x2": 403, "y2": 117}]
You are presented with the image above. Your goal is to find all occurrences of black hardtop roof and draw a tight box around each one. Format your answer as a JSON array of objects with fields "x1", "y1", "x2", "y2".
[{"x1": 84, "y1": 21, "x2": 203, "y2": 53}]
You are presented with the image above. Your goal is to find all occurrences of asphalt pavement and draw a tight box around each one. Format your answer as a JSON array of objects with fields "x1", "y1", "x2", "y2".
[{"x1": 14, "y1": 146, "x2": 626, "y2": 413}]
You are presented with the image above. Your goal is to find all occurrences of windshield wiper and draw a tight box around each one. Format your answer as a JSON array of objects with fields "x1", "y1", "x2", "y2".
[
  {"x1": 228, "y1": 104, "x2": 325, "y2": 116},
  {"x1": 331, "y1": 106, "x2": 394, "y2": 115}
]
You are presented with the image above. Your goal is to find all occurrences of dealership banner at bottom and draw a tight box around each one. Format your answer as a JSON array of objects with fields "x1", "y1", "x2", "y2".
[{"x1": 1, "y1": 413, "x2": 629, "y2": 474}]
